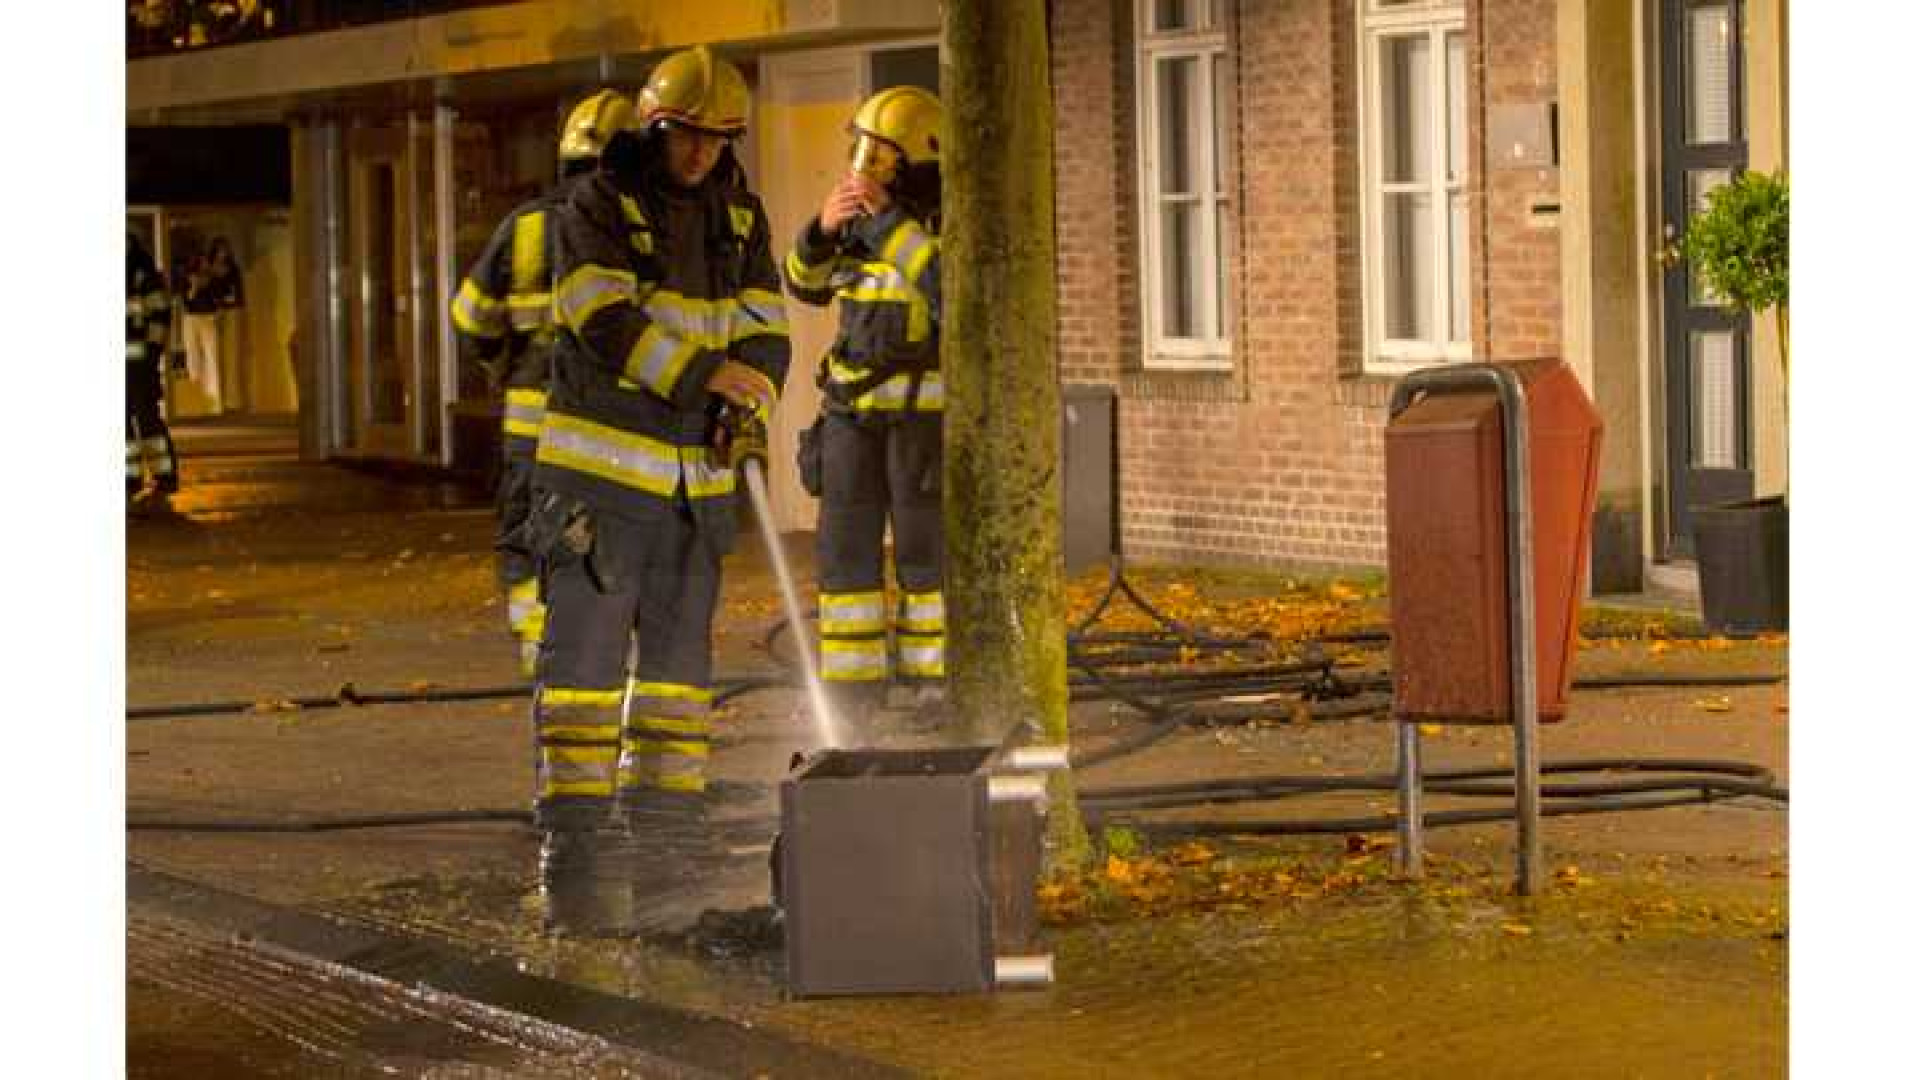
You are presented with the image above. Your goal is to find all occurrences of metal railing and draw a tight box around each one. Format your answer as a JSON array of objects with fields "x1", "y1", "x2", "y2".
[{"x1": 127, "y1": 1, "x2": 522, "y2": 60}]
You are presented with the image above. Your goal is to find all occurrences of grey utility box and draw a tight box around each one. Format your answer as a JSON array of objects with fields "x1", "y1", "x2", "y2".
[
  {"x1": 779, "y1": 746, "x2": 1049, "y2": 997},
  {"x1": 1062, "y1": 383, "x2": 1116, "y2": 575}
]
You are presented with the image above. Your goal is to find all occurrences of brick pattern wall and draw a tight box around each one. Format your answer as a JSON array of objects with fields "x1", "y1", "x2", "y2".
[
  {"x1": 1050, "y1": 0, "x2": 1559, "y2": 571},
  {"x1": 1469, "y1": 0, "x2": 1563, "y2": 360},
  {"x1": 1052, "y1": 0, "x2": 1131, "y2": 386}
]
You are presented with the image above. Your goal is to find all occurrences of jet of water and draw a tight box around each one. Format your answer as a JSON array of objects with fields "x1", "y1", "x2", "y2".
[{"x1": 740, "y1": 459, "x2": 846, "y2": 750}]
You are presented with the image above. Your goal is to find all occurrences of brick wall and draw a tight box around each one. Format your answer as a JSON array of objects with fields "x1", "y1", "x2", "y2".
[
  {"x1": 1051, "y1": 0, "x2": 1131, "y2": 385},
  {"x1": 1470, "y1": 0, "x2": 1564, "y2": 360},
  {"x1": 1050, "y1": 0, "x2": 1560, "y2": 572}
]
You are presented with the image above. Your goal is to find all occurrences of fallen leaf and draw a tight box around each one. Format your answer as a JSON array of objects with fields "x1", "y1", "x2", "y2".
[
  {"x1": 1170, "y1": 841, "x2": 1217, "y2": 866},
  {"x1": 1691, "y1": 696, "x2": 1733, "y2": 713},
  {"x1": 1501, "y1": 922, "x2": 1534, "y2": 937}
]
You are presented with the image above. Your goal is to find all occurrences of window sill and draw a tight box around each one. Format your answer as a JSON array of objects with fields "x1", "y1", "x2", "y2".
[{"x1": 1121, "y1": 363, "x2": 1244, "y2": 403}]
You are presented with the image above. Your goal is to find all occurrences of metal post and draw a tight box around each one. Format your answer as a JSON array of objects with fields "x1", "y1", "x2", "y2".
[
  {"x1": 1395, "y1": 720, "x2": 1424, "y2": 879},
  {"x1": 321, "y1": 119, "x2": 349, "y2": 454},
  {"x1": 432, "y1": 102, "x2": 459, "y2": 468},
  {"x1": 1389, "y1": 363, "x2": 1542, "y2": 896},
  {"x1": 405, "y1": 109, "x2": 430, "y2": 460}
]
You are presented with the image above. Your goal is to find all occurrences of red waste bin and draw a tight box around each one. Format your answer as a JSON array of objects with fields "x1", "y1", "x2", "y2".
[{"x1": 1386, "y1": 358, "x2": 1602, "y2": 724}]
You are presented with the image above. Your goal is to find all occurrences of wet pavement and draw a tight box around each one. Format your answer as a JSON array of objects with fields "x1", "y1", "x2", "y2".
[{"x1": 128, "y1": 416, "x2": 1789, "y2": 1077}]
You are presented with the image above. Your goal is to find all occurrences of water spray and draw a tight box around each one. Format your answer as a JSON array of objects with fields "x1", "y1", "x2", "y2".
[{"x1": 721, "y1": 406, "x2": 847, "y2": 750}]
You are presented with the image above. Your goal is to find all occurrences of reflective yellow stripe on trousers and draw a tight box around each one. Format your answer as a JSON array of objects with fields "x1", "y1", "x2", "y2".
[
  {"x1": 535, "y1": 686, "x2": 623, "y2": 800},
  {"x1": 619, "y1": 681, "x2": 713, "y2": 794}
]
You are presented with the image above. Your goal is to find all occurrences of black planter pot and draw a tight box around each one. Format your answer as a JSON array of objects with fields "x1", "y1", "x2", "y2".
[{"x1": 1692, "y1": 496, "x2": 1789, "y2": 636}]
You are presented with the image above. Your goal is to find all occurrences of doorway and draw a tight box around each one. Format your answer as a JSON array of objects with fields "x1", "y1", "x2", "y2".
[
  {"x1": 1658, "y1": 0, "x2": 1751, "y2": 558},
  {"x1": 344, "y1": 122, "x2": 438, "y2": 458}
]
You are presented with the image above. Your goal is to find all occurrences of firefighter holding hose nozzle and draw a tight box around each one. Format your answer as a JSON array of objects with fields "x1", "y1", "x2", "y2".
[{"x1": 525, "y1": 46, "x2": 790, "y2": 936}]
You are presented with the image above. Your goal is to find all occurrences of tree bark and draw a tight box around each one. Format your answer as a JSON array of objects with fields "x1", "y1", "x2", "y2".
[{"x1": 942, "y1": 0, "x2": 1088, "y2": 869}]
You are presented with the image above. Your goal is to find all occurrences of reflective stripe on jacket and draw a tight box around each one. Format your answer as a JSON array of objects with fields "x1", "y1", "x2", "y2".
[
  {"x1": 782, "y1": 206, "x2": 941, "y2": 413},
  {"x1": 451, "y1": 183, "x2": 577, "y2": 394},
  {"x1": 127, "y1": 245, "x2": 170, "y2": 362},
  {"x1": 535, "y1": 170, "x2": 789, "y2": 513}
]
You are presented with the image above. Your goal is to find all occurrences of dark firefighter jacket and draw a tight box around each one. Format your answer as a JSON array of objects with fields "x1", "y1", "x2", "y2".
[
  {"x1": 451, "y1": 183, "x2": 577, "y2": 443},
  {"x1": 781, "y1": 205, "x2": 941, "y2": 413},
  {"x1": 535, "y1": 169, "x2": 790, "y2": 543},
  {"x1": 127, "y1": 244, "x2": 171, "y2": 366}
]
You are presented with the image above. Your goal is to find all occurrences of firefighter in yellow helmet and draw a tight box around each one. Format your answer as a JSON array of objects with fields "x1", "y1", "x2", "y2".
[
  {"x1": 452, "y1": 89, "x2": 631, "y2": 679},
  {"x1": 127, "y1": 232, "x2": 180, "y2": 502},
  {"x1": 528, "y1": 46, "x2": 789, "y2": 935},
  {"x1": 783, "y1": 86, "x2": 944, "y2": 735}
]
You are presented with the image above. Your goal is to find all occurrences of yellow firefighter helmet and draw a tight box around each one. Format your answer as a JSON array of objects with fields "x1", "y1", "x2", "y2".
[
  {"x1": 637, "y1": 45, "x2": 750, "y2": 136},
  {"x1": 848, "y1": 86, "x2": 943, "y2": 183},
  {"x1": 558, "y1": 89, "x2": 634, "y2": 163}
]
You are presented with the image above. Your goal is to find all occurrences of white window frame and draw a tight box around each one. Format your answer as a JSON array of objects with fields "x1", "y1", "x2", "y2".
[
  {"x1": 1134, "y1": 0, "x2": 1232, "y2": 371},
  {"x1": 1358, "y1": 0, "x2": 1471, "y2": 373}
]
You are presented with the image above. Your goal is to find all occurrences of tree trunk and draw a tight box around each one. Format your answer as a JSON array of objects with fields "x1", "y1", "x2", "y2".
[{"x1": 942, "y1": 0, "x2": 1088, "y2": 869}]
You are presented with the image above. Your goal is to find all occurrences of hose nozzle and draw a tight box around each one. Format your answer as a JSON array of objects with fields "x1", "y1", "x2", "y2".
[{"x1": 712, "y1": 404, "x2": 769, "y2": 475}]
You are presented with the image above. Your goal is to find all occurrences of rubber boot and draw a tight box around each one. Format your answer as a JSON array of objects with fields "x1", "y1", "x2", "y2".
[
  {"x1": 620, "y1": 786, "x2": 714, "y2": 860},
  {"x1": 538, "y1": 823, "x2": 637, "y2": 938}
]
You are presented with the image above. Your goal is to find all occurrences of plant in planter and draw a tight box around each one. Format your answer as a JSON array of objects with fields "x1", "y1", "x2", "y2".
[{"x1": 1682, "y1": 170, "x2": 1789, "y2": 634}]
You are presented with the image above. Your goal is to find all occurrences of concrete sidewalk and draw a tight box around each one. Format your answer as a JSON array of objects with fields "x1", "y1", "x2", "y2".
[{"x1": 128, "y1": 445, "x2": 1787, "y2": 1077}]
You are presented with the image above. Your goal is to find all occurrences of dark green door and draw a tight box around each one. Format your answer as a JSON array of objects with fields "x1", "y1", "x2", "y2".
[{"x1": 1660, "y1": 0, "x2": 1752, "y2": 558}]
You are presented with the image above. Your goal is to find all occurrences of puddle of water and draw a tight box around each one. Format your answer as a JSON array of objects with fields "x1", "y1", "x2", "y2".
[
  {"x1": 765, "y1": 884, "x2": 1786, "y2": 1078},
  {"x1": 129, "y1": 913, "x2": 662, "y2": 1079},
  {"x1": 325, "y1": 858, "x2": 1786, "y2": 1078}
]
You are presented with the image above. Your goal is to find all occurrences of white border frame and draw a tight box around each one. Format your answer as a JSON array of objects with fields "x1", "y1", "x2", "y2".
[
  {"x1": 1133, "y1": 0, "x2": 1232, "y2": 371},
  {"x1": 1357, "y1": 0, "x2": 1471, "y2": 374}
]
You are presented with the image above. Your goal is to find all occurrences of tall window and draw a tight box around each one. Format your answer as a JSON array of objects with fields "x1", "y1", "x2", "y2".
[
  {"x1": 1136, "y1": 0, "x2": 1232, "y2": 369},
  {"x1": 1359, "y1": 0, "x2": 1469, "y2": 371}
]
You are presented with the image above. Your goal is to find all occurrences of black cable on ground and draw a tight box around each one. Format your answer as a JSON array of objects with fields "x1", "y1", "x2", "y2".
[
  {"x1": 1081, "y1": 758, "x2": 1785, "y2": 809},
  {"x1": 1080, "y1": 758, "x2": 1786, "y2": 839},
  {"x1": 126, "y1": 760, "x2": 1786, "y2": 835},
  {"x1": 127, "y1": 808, "x2": 532, "y2": 833},
  {"x1": 1108, "y1": 790, "x2": 1761, "y2": 839},
  {"x1": 1067, "y1": 656, "x2": 1193, "y2": 771},
  {"x1": 129, "y1": 674, "x2": 801, "y2": 721}
]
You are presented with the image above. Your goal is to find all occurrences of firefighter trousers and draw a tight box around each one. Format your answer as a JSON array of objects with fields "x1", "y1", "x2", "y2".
[
  {"x1": 815, "y1": 410, "x2": 945, "y2": 710},
  {"x1": 528, "y1": 490, "x2": 721, "y2": 831},
  {"x1": 497, "y1": 429, "x2": 543, "y2": 673},
  {"x1": 126, "y1": 361, "x2": 179, "y2": 496}
]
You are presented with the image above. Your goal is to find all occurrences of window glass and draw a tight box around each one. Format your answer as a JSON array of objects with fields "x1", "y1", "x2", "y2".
[
  {"x1": 1691, "y1": 331, "x2": 1738, "y2": 468},
  {"x1": 1445, "y1": 31, "x2": 1466, "y2": 183},
  {"x1": 1447, "y1": 192, "x2": 1469, "y2": 342},
  {"x1": 1383, "y1": 192, "x2": 1435, "y2": 341},
  {"x1": 870, "y1": 44, "x2": 940, "y2": 96},
  {"x1": 1153, "y1": 0, "x2": 1210, "y2": 32},
  {"x1": 1160, "y1": 203, "x2": 1199, "y2": 337},
  {"x1": 1364, "y1": 5, "x2": 1465, "y2": 366},
  {"x1": 1686, "y1": 2, "x2": 1734, "y2": 144},
  {"x1": 1157, "y1": 56, "x2": 1197, "y2": 194},
  {"x1": 1380, "y1": 34, "x2": 1432, "y2": 185}
]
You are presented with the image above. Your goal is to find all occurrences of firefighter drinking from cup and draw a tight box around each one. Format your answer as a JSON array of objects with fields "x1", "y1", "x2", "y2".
[{"x1": 782, "y1": 86, "x2": 945, "y2": 738}]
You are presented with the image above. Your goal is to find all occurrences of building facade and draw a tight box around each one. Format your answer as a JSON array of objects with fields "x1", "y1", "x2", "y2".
[
  {"x1": 128, "y1": 0, "x2": 944, "y2": 531},
  {"x1": 1051, "y1": 0, "x2": 1787, "y2": 591},
  {"x1": 128, "y1": 0, "x2": 1789, "y2": 590}
]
